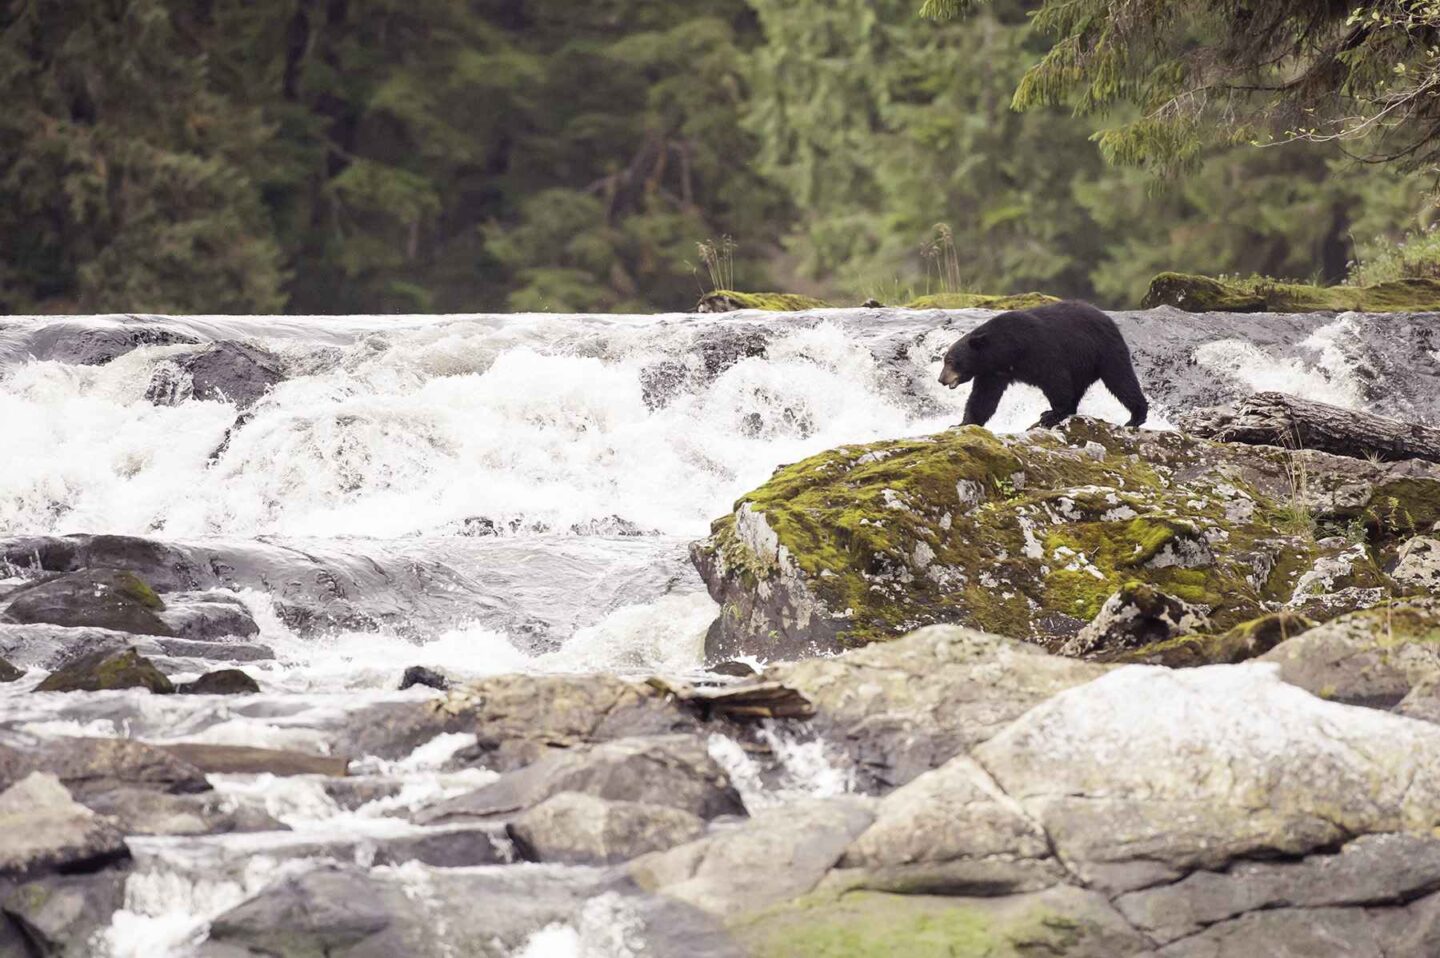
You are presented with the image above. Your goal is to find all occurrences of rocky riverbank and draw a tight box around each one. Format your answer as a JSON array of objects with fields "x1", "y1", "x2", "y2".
[{"x1": 4, "y1": 403, "x2": 1440, "y2": 955}]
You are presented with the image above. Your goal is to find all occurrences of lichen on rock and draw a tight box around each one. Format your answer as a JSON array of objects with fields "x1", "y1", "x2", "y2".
[{"x1": 693, "y1": 419, "x2": 1440, "y2": 659}]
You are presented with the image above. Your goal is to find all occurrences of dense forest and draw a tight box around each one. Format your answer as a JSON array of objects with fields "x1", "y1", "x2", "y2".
[{"x1": 2, "y1": 0, "x2": 1437, "y2": 315}]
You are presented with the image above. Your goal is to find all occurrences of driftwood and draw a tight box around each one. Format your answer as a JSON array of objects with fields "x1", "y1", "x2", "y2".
[
  {"x1": 1178, "y1": 391, "x2": 1440, "y2": 464},
  {"x1": 645, "y1": 677, "x2": 815, "y2": 720}
]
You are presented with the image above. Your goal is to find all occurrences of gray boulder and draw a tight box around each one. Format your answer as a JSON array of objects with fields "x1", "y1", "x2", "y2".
[
  {"x1": 1, "y1": 869, "x2": 128, "y2": 956},
  {"x1": 0, "y1": 735, "x2": 210, "y2": 798},
  {"x1": 0, "y1": 773, "x2": 128, "y2": 878},
  {"x1": 973, "y1": 664, "x2": 1440, "y2": 893},
  {"x1": 1260, "y1": 599, "x2": 1440, "y2": 709},
  {"x1": 178, "y1": 668, "x2": 260, "y2": 695},
  {"x1": 630, "y1": 797, "x2": 875, "y2": 916},
  {"x1": 3, "y1": 569, "x2": 173, "y2": 637},
  {"x1": 832, "y1": 755, "x2": 1064, "y2": 896},
  {"x1": 768, "y1": 626, "x2": 1109, "y2": 790},
  {"x1": 1393, "y1": 535, "x2": 1440, "y2": 593},
  {"x1": 204, "y1": 865, "x2": 391, "y2": 957},
  {"x1": 510, "y1": 792, "x2": 706, "y2": 865},
  {"x1": 157, "y1": 592, "x2": 260, "y2": 641},
  {"x1": 414, "y1": 735, "x2": 743, "y2": 825}
]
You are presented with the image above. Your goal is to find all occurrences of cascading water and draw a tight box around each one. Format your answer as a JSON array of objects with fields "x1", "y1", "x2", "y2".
[{"x1": 1, "y1": 305, "x2": 1433, "y2": 956}]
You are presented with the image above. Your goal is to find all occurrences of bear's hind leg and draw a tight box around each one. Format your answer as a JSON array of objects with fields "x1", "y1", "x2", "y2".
[{"x1": 1099, "y1": 355, "x2": 1148, "y2": 427}]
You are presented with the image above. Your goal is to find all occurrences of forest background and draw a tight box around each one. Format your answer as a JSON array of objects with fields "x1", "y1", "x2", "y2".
[{"x1": 3, "y1": 0, "x2": 1436, "y2": 315}]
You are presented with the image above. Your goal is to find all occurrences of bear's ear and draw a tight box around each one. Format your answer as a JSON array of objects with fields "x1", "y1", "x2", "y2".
[{"x1": 969, "y1": 330, "x2": 989, "y2": 348}]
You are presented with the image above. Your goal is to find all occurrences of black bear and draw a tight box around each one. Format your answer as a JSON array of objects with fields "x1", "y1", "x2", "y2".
[{"x1": 937, "y1": 300, "x2": 1148, "y2": 428}]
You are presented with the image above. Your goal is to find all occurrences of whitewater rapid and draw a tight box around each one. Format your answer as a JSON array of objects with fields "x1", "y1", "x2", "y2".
[{"x1": 2, "y1": 305, "x2": 1434, "y2": 956}]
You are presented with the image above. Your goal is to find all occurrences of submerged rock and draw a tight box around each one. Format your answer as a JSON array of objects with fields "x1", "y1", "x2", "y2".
[
  {"x1": 34, "y1": 646, "x2": 174, "y2": 694},
  {"x1": 693, "y1": 418, "x2": 1440, "y2": 658},
  {"x1": 0, "y1": 773, "x2": 128, "y2": 878},
  {"x1": 145, "y1": 340, "x2": 284, "y2": 410},
  {"x1": 177, "y1": 668, "x2": 260, "y2": 695},
  {"x1": 398, "y1": 665, "x2": 449, "y2": 692},
  {"x1": 0, "y1": 656, "x2": 21, "y2": 682},
  {"x1": 2, "y1": 569, "x2": 173, "y2": 637}
]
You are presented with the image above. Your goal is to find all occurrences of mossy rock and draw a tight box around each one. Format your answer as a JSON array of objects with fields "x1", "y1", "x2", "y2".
[
  {"x1": 692, "y1": 419, "x2": 1433, "y2": 659},
  {"x1": 35, "y1": 646, "x2": 174, "y2": 694},
  {"x1": 0, "y1": 656, "x2": 22, "y2": 683},
  {"x1": 0, "y1": 569, "x2": 172, "y2": 637},
  {"x1": 1109, "y1": 611, "x2": 1317, "y2": 667},
  {"x1": 1142, "y1": 272, "x2": 1440, "y2": 314},
  {"x1": 696, "y1": 290, "x2": 831, "y2": 313},
  {"x1": 902, "y1": 292, "x2": 1061, "y2": 311},
  {"x1": 734, "y1": 888, "x2": 1144, "y2": 958}
]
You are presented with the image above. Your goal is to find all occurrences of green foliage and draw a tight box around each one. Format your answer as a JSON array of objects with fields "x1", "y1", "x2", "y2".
[{"x1": 1351, "y1": 226, "x2": 1440, "y2": 286}]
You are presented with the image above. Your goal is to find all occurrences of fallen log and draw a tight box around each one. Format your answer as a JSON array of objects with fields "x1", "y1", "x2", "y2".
[{"x1": 1178, "y1": 391, "x2": 1440, "y2": 464}]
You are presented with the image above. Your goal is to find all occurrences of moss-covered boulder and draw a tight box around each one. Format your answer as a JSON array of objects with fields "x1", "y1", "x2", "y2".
[
  {"x1": 902, "y1": 292, "x2": 1060, "y2": 311},
  {"x1": 0, "y1": 569, "x2": 173, "y2": 637},
  {"x1": 1143, "y1": 272, "x2": 1440, "y2": 313},
  {"x1": 0, "y1": 656, "x2": 22, "y2": 683},
  {"x1": 692, "y1": 419, "x2": 1440, "y2": 660},
  {"x1": 696, "y1": 290, "x2": 831, "y2": 312},
  {"x1": 34, "y1": 647, "x2": 174, "y2": 694}
]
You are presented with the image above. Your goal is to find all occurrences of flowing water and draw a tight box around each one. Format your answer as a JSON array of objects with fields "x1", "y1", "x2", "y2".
[{"x1": 2, "y1": 305, "x2": 1437, "y2": 955}]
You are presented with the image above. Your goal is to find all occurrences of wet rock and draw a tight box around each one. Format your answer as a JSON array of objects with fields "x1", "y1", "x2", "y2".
[
  {"x1": 1393, "y1": 535, "x2": 1440, "y2": 593},
  {"x1": 1, "y1": 868, "x2": 128, "y2": 955},
  {"x1": 568, "y1": 515, "x2": 657, "y2": 536},
  {"x1": 35, "y1": 646, "x2": 174, "y2": 694},
  {"x1": 150, "y1": 636, "x2": 275, "y2": 664},
  {"x1": 370, "y1": 824, "x2": 514, "y2": 868},
  {"x1": 155, "y1": 743, "x2": 348, "y2": 778},
  {"x1": 0, "y1": 656, "x2": 21, "y2": 683},
  {"x1": 0, "y1": 735, "x2": 210, "y2": 798},
  {"x1": 364, "y1": 673, "x2": 702, "y2": 769},
  {"x1": 630, "y1": 797, "x2": 875, "y2": 916},
  {"x1": 1111, "y1": 610, "x2": 1316, "y2": 667},
  {"x1": 1114, "y1": 832, "x2": 1440, "y2": 945},
  {"x1": 145, "y1": 341, "x2": 284, "y2": 410},
  {"x1": 767, "y1": 626, "x2": 1109, "y2": 790},
  {"x1": 708, "y1": 659, "x2": 757, "y2": 678},
  {"x1": 157, "y1": 592, "x2": 260, "y2": 641},
  {"x1": 82, "y1": 787, "x2": 257, "y2": 837},
  {"x1": 0, "y1": 773, "x2": 128, "y2": 878},
  {"x1": 178, "y1": 668, "x2": 260, "y2": 695},
  {"x1": 21, "y1": 320, "x2": 200, "y2": 365},
  {"x1": 693, "y1": 419, "x2": 1440, "y2": 658},
  {"x1": 398, "y1": 665, "x2": 448, "y2": 692},
  {"x1": 414, "y1": 735, "x2": 743, "y2": 825},
  {"x1": 204, "y1": 864, "x2": 391, "y2": 956},
  {"x1": 510, "y1": 792, "x2": 706, "y2": 865},
  {"x1": 0, "y1": 533, "x2": 493, "y2": 637},
  {"x1": 831, "y1": 756, "x2": 1063, "y2": 896},
  {"x1": 734, "y1": 885, "x2": 1150, "y2": 958},
  {"x1": 1058, "y1": 583, "x2": 1209, "y2": 658},
  {"x1": 2, "y1": 569, "x2": 173, "y2": 637},
  {"x1": 973, "y1": 664, "x2": 1440, "y2": 893},
  {"x1": 1260, "y1": 599, "x2": 1440, "y2": 709}
]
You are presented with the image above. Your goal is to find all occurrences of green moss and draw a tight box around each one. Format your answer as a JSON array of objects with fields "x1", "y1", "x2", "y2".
[
  {"x1": 735, "y1": 891, "x2": 1094, "y2": 958},
  {"x1": 1143, "y1": 272, "x2": 1440, "y2": 314},
  {"x1": 697, "y1": 290, "x2": 831, "y2": 312},
  {"x1": 903, "y1": 292, "x2": 1061, "y2": 311},
  {"x1": 114, "y1": 571, "x2": 164, "y2": 610},
  {"x1": 1111, "y1": 611, "x2": 1317, "y2": 667}
]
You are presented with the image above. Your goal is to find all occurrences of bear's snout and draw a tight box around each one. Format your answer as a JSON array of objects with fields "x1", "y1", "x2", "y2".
[{"x1": 938, "y1": 367, "x2": 963, "y2": 388}]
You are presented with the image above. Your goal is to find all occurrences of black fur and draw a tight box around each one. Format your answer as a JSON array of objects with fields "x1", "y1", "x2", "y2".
[{"x1": 938, "y1": 301, "x2": 1148, "y2": 428}]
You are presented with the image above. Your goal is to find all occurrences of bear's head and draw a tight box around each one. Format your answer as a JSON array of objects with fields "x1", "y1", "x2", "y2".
[{"x1": 939, "y1": 327, "x2": 1013, "y2": 388}]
